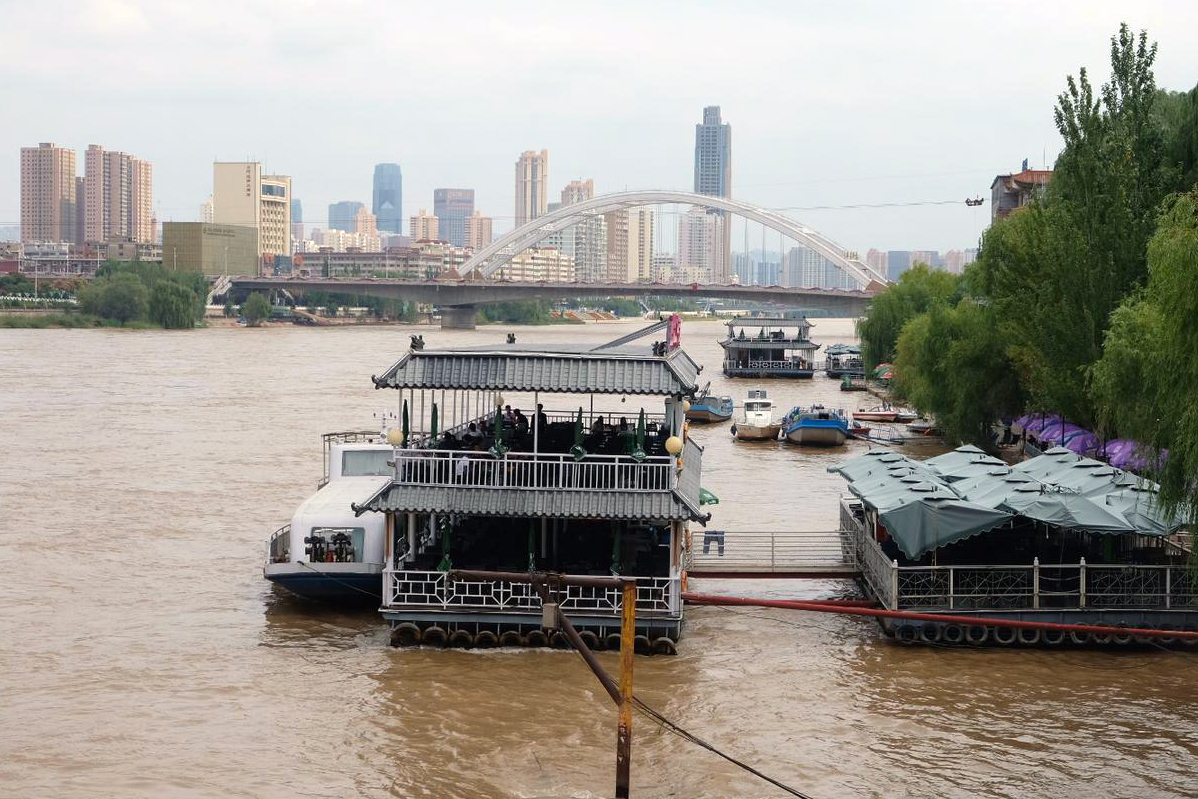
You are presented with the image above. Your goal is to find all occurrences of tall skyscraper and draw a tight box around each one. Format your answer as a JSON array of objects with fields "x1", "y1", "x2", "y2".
[
  {"x1": 290, "y1": 198, "x2": 303, "y2": 244},
  {"x1": 692, "y1": 106, "x2": 732, "y2": 282},
  {"x1": 514, "y1": 149, "x2": 549, "y2": 226},
  {"x1": 373, "y1": 164, "x2": 402, "y2": 234},
  {"x1": 20, "y1": 143, "x2": 77, "y2": 243},
  {"x1": 694, "y1": 106, "x2": 731, "y2": 198},
  {"x1": 604, "y1": 208, "x2": 653, "y2": 282},
  {"x1": 84, "y1": 144, "x2": 154, "y2": 244},
  {"x1": 354, "y1": 207, "x2": 378, "y2": 236},
  {"x1": 328, "y1": 201, "x2": 365, "y2": 232},
  {"x1": 886, "y1": 250, "x2": 912, "y2": 281},
  {"x1": 213, "y1": 162, "x2": 291, "y2": 259},
  {"x1": 677, "y1": 206, "x2": 726, "y2": 283},
  {"x1": 463, "y1": 211, "x2": 493, "y2": 250},
  {"x1": 201, "y1": 196, "x2": 215, "y2": 224},
  {"x1": 433, "y1": 189, "x2": 475, "y2": 247}
]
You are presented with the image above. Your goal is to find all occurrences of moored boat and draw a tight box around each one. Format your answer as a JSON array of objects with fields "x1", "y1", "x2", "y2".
[
  {"x1": 852, "y1": 405, "x2": 899, "y2": 423},
  {"x1": 720, "y1": 317, "x2": 818, "y2": 378},
  {"x1": 840, "y1": 374, "x2": 867, "y2": 391},
  {"x1": 824, "y1": 344, "x2": 864, "y2": 378},
  {"x1": 906, "y1": 418, "x2": 940, "y2": 435},
  {"x1": 686, "y1": 384, "x2": 734, "y2": 423},
  {"x1": 732, "y1": 389, "x2": 780, "y2": 441},
  {"x1": 264, "y1": 431, "x2": 394, "y2": 603},
  {"x1": 781, "y1": 405, "x2": 849, "y2": 446}
]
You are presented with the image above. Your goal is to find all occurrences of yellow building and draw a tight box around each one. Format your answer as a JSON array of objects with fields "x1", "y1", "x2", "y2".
[{"x1": 162, "y1": 222, "x2": 258, "y2": 276}]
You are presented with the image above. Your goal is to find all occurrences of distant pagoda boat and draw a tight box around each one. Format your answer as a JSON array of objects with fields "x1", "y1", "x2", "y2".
[
  {"x1": 824, "y1": 344, "x2": 864, "y2": 378},
  {"x1": 720, "y1": 317, "x2": 818, "y2": 379},
  {"x1": 351, "y1": 318, "x2": 710, "y2": 652}
]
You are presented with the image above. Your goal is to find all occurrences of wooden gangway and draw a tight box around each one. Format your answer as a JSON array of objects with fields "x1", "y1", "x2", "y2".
[{"x1": 688, "y1": 530, "x2": 859, "y2": 577}]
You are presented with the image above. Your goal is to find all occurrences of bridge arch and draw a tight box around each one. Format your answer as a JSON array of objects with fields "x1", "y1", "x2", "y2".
[{"x1": 460, "y1": 190, "x2": 887, "y2": 287}]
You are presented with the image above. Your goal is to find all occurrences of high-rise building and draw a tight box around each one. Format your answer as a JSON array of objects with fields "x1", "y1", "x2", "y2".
[
  {"x1": 493, "y1": 247, "x2": 574, "y2": 282},
  {"x1": 84, "y1": 144, "x2": 154, "y2": 244},
  {"x1": 74, "y1": 177, "x2": 85, "y2": 246},
  {"x1": 201, "y1": 196, "x2": 215, "y2": 224},
  {"x1": 573, "y1": 215, "x2": 607, "y2": 282},
  {"x1": 561, "y1": 179, "x2": 594, "y2": 207},
  {"x1": 328, "y1": 201, "x2": 365, "y2": 232},
  {"x1": 694, "y1": 106, "x2": 731, "y2": 198},
  {"x1": 290, "y1": 199, "x2": 303, "y2": 245},
  {"x1": 514, "y1": 149, "x2": 549, "y2": 226},
  {"x1": 604, "y1": 207, "x2": 654, "y2": 282},
  {"x1": 433, "y1": 189, "x2": 474, "y2": 247},
  {"x1": 373, "y1": 164, "x2": 403, "y2": 234},
  {"x1": 213, "y1": 162, "x2": 291, "y2": 259},
  {"x1": 911, "y1": 250, "x2": 940, "y2": 269},
  {"x1": 886, "y1": 250, "x2": 912, "y2": 282},
  {"x1": 20, "y1": 143, "x2": 77, "y2": 243},
  {"x1": 463, "y1": 211, "x2": 493, "y2": 250},
  {"x1": 677, "y1": 206, "x2": 727, "y2": 283},
  {"x1": 943, "y1": 248, "x2": 979, "y2": 275},
  {"x1": 692, "y1": 106, "x2": 732, "y2": 282},
  {"x1": 865, "y1": 248, "x2": 888, "y2": 277},
  {"x1": 410, "y1": 209, "x2": 439, "y2": 241},
  {"x1": 354, "y1": 207, "x2": 378, "y2": 236}
]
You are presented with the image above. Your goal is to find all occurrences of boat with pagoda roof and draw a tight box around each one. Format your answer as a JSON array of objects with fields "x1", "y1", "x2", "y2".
[
  {"x1": 720, "y1": 316, "x2": 818, "y2": 379},
  {"x1": 824, "y1": 343, "x2": 864, "y2": 378},
  {"x1": 343, "y1": 316, "x2": 709, "y2": 652}
]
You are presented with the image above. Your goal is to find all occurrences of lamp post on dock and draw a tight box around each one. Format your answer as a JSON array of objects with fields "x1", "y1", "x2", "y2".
[{"x1": 448, "y1": 570, "x2": 637, "y2": 798}]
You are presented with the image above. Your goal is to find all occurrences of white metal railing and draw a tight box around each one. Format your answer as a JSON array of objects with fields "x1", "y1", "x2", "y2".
[
  {"x1": 393, "y1": 449, "x2": 675, "y2": 492},
  {"x1": 267, "y1": 524, "x2": 290, "y2": 563},
  {"x1": 384, "y1": 570, "x2": 680, "y2": 616},
  {"x1": 726, "y1": 360, "x2": 813, "y2": 371},
  {"x1": 896, "y1": 561, "x2": 1198, "y2": 611},
  {"x1": 689, "y1": 530, "x2": 851, "y2": 572},
  {"x1": 840, "y1": 498, "x2": 898, "y2": 609}
]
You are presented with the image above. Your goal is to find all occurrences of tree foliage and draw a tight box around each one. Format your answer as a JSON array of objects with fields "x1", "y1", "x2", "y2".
[
  {"x1": 78, "y1": 272, "x2": 149, "y2": 324},
  {"x1": 242, "y1": 292, "x2": 271, "y2": 326},
  {"x1": 1090, "y1": 192, "x2": 1198, "y2": 522},
  {"x1": 856, "y1": 264, "x2": 960, "y2": 370},
  {"x1": 894, "y1": 301, "x2": 1026, "y2": 446},
  {"x1": 149, "y1": 281, "x2": 199, "y2": 329}
]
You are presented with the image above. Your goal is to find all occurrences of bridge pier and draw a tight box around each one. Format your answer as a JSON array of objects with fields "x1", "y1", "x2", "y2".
[{"x1": 440, "y1": 305, "x2": 477, "y2": 330}]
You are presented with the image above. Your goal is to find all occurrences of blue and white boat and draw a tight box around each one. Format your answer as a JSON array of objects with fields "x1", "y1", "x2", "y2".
[
  {"x1": 263, "y1": 431, "x2": 393, "y2": 602},
  {"x1": 685, "y1": 384, "x2": 734, "y2": 423},
  {"x1": 782, "y1": 405, "x2": 849, "y2": 446}
]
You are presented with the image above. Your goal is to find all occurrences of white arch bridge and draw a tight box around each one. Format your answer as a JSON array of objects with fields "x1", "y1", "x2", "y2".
[{"x1": 463, "y1": 189, "x2": 888, "y2": 288}]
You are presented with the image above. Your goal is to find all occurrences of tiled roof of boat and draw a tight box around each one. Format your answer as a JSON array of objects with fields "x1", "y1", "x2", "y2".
[{"x1": 372, "y1": 344, "x2": 700, "y2": 395}]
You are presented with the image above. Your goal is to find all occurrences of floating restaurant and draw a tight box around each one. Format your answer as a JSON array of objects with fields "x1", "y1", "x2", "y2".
[
  {"x1": 349, "y1": 321, "x2": 709, "y2": 652},
  {"x1": 720, "y1": 317, "x2": 818, "y2": 378},
  {"x1": 833, "y1": 445, "x2": 1196, "y2": 645}
]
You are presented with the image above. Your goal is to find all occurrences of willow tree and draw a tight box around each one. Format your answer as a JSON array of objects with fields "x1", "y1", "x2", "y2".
[
  {"x1": 856, "y1": 264, "x2": 960, "y2": 370},
  {"x1": 1091, "y1": 191, "x2": 1198, "y2": 523},
  {"x1": 894, "y1": 300, "x2": 1025, "y2": 448}
]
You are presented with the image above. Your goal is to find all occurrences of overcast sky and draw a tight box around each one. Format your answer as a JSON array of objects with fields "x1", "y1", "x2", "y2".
[{"x1": 4, "y1": 0, "x2": 1197, "y2": 252}]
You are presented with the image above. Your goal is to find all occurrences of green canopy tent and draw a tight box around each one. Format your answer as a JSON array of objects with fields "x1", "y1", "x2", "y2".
[
  {"x1": 996, "y1": 491, "x2": 1140, "y2": 535},
  {"x1": 951, "y1": 470, "x2": 1043, "y2": 508},
  {"x1": 1101, "y1": 486, "x2": 1182, "y2": 536},
  {"x1": 857, "y1": 485, "x2": 1014, "y2": 560},
  {"x1": 828, "y1": 451, "x2": 921, "y2": 482}
]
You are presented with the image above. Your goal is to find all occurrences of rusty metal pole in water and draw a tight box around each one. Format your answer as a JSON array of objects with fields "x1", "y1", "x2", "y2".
[
  {"x1": 449, "y1": 570, "x2": 638, "y2": 797},
  {"x1": 615, "y1": 579, "x2": 636, "y2": 799}
]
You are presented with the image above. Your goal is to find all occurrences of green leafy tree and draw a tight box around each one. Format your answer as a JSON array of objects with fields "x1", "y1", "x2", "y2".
[
  {"x1": 855, "y1": 264, "x2": 961, "y2": 369},
  {"x1": 242, "y1": 292, "x2": 271, "y2": 327},
  {"x1": 1090, "y1": 191, "x2": 1198, "y2": 523},
  {"x1": 149, "y1": 281, "x2": 199, "y2": 329},
  {"x1": 78, "y1": 273, "x2": 149, "y2": 324},
  {"x1": 894, "y1": 300, "x2": 1026, "y2": 447}
]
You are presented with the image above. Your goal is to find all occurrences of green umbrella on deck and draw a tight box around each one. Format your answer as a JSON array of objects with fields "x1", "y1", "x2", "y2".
[
  {"x1": 489, "y1": 407, "x2": 509, "y2": 458},
  {"x1": 429, "y1": 402, "x2": 439, "y2": 446},
  {"x1": 630, "y1": 407, "x2": 647, "y2": 463},
  {"x1": 401, "y1": 399, "x2": 409, "y2": 448},
  {"x1": 570, "y1": 406, "x2": 587, "y2": 461}
]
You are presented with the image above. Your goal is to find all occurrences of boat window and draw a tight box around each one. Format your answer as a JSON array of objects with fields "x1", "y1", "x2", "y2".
[
  {"x1": 342, "y1": 449, "x2": 392, "y2": 477},
  {"x1": 745, "y1": 402, "x2": 766, "y2": 411}
]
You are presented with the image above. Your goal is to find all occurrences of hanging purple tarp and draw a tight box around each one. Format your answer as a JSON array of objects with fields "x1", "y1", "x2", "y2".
[
  {"x1": 1101, "y1": 439, "x2": 1136, "y2": 462},
  {"x1": 1023, "y1": 415, "x2": 1067, "y2": 436},
  {"x1": 1031, "y1": 419, "x2": 1081, "y2": 440},
  {"x1": 1062, "y1": 431, "x2": 1100, "y2": 455}
]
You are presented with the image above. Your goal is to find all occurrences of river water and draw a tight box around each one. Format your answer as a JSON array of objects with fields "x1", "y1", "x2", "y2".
[{"x1": 2, "y1": 319, "x2": 1196, "y2": 799}]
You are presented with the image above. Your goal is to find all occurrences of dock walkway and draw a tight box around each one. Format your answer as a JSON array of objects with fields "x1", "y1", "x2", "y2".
[{"x1": 689, "y1": 530, "x2": 858, "y2": 577}]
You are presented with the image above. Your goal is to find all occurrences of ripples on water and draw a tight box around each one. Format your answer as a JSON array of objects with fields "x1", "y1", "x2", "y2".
[{"x1": 2, "y1": 320, "x2": 1196, "y2": 799}]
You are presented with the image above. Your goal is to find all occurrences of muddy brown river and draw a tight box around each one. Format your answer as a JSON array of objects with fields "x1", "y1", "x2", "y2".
[{"x1": 2, "y1": 319, "x2": 1196, "y2": 798}]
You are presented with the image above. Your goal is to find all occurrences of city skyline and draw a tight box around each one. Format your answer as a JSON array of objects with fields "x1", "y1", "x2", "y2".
[{"x1": 4, "y1": 3, "x2": 1198, "y2": 252}]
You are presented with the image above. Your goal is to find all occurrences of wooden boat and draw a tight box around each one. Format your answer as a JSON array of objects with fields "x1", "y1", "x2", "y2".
[
  {"x1": 840, "y1": 374, "x2": 868, "y2": 391},
  {"x1": 732, "y1": 389, "x2": 780, "y2": 441}
]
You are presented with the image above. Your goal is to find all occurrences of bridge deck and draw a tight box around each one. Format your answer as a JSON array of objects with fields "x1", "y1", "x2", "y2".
[{"x1": 689, "y1": 530, "x2": 858, "y2": 576}]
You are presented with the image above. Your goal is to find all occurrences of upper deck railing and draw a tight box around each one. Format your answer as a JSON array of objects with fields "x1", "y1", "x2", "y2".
[{"x1": 393, "y1": 449, "x2": 676, "y2": 492}]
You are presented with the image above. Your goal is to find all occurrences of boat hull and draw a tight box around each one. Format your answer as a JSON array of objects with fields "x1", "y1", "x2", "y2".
[
  {"x1": 724, "y1": 367, "x2": 814, "y2": 379},
  {"x1": 686, "y1": 408, "x2": 733, "y2": 423},
  {"x1": 786, "y1": 426, "x2": 847, "y2": 446},
  {"x1": 264, "y1": 561, "x2": 383, "y2": 603},
  {"x1": 734, "y1": 423, "x2": 780, "y2": 441},
  {"x1": 852, "y1": 412, "x2": 898, "y2": 422}
]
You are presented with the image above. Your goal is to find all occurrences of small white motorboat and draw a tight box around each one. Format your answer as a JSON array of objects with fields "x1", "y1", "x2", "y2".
[{"x1": 732, "y1": 389, "x2": 780, "y2": 441}]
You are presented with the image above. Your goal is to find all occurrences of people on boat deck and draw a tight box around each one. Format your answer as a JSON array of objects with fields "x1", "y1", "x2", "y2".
[
  {"x1": 513, "y1": 409, "x2": 529, "y2": 435},
  {"x1": 535, "y1": 404, "x2": 548, "y2": 431},
  {"x1": 591, "y1": 415, "x2": 606, "y2": 435},
  {"x1": 618, "y1": 417, "x2": 629, "y2": 432},
  {"x1": 503, "y1": 404, "x2": 515, "y2": 424},
  {"x1": 462, "y1": 422, "x2": 482, "y2": 444}
]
